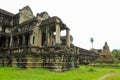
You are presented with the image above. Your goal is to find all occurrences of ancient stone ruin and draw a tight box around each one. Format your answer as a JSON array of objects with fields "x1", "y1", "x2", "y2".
[
  {"x1": 0, "y1": 6, "x2": 98, "y2": 71},
  {"x1": 96, "y1": 42, "x2": 114, "y2": 63}
]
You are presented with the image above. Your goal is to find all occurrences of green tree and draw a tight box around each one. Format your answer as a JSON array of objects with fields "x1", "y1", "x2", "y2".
[
  {"x1": 90, "y1": 38, "x2": 94, "y2": 48},
  {"x1": 112, "y1": 49, "x2": 120, "y2": 60}
]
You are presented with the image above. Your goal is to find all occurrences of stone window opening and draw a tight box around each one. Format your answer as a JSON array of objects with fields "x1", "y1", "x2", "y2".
[
  {"x1": 8, "y1": 37, "x2": 10, "y2": 47},
  {"x1": 52, "y1": 41, "x2": 54, "y2": 46},
  {"x1": 13, "y1": 37, "x2": 17, "y2": 47},
  {"x1": 0, "y1": 36, "x2": 6, "y2": 47},
  {"x1": 25, "y1": 34, "x2": 29, "y2": 46},
  {"x1": 42, "y1": 32, "x2": 46, "y2": 46},
  {"x1": 19, "y1": 35, "x2": 23, "y2": 47}
]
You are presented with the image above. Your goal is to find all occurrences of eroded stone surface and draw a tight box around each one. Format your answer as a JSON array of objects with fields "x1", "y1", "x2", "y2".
[
  {"x1": 96, "y1": 42, "x2": 114, "y2": 63},
  {"x1": 0, "y1": 6, "x2": 98, "y2": 71}
]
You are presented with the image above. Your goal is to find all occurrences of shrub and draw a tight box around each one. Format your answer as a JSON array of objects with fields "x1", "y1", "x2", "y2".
[{"x1": 88, "y1": 67, "x2": 95, "y2": 72}]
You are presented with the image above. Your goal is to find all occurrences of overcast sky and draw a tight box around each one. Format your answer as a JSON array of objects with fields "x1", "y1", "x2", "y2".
[{"x1": 0, "y1": 0, "x2": 120, "y2": 50}]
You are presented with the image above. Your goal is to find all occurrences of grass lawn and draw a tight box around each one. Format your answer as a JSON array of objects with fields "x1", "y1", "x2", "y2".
[
  {"x1": 104, "y1": 75, "x2": 120, "y2": 80},
  {"x1": 0, "y1": 66, "x2": 120, "y2": 80}
]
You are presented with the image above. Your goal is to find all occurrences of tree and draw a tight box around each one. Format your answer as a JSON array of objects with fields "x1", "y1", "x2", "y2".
[
  {"x1": 112, "y1": 49, "x2": 120, "y2": 60},
  {"x1": 90, "y1": 38, "x2": 94, "y2": 48}
]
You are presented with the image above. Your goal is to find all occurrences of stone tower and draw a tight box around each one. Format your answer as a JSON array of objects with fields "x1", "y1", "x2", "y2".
[{"x1": 96, "y1": 42, "x2": 114, "y2": 63}]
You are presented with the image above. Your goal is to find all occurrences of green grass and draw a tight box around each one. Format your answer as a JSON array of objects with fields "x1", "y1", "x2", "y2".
[
  {"x1": 0, "y1": 66, "x2": 120, "y2": 80},
  {"x1": 104, "y1": 75, "x2": 120, "y2": 80}
]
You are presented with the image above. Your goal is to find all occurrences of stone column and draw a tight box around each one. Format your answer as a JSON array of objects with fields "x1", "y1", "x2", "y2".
[
  {"x1": 26, "y1": 33, "x2": 31, "y2": 47},
  {"x1": 22, "y1": 34, "x2": 25, "y2": 46},
  {"x1": 39, "y1": 28, "x2": 42, "y2": 47},
  {"x1": 46, "y1": 26, "x2": 50, "y2": 46},
  {"x1": 66, "y1": 29, "x2": 70, "y2": 48},
  {"x1": 0, "y1": 35, "x2": 2, "y2": 47},
  {"x1": 49, "y1": 32, "x2": 52, "y2": 46},
  {"x1": 55, "y1": 23, "x2": 61, "y2": 45},
  {"x1": 9, "y1": 33, "x2": 13, "y2": 47}
]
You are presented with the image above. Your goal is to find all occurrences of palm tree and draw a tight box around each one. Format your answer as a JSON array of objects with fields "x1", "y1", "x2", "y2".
[{"x1": 90, "y1": 38, "x2": 94, "y2": 48}]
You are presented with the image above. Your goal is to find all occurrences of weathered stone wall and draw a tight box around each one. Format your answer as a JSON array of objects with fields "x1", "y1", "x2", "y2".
[
  {"x1": 19, "y1": 6, "x2": 34, "y2": 24},
  {"x1": 0, "y1": 46, "x2": 81, "y2": 71},
  {"x1": 0, "y1": 45, "x2": 98, "y2": 71}
]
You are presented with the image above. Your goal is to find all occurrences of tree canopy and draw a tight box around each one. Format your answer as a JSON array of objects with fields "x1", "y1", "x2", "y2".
[
  {"x1": 90, "y1": 38, "x2": 94, "y2": 48},
  {"x1": 112, "y1": 49, "x2": 120, "y2": 60}
]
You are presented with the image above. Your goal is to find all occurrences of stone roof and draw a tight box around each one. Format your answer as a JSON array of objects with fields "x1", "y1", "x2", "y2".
[
  {"x1": 19, "y1": 17, "x2": 36, "y2": 26},
  {"x1": 79, "y1": 48, "x2": 98, "y2": 55},
  {"x1": 0, "y1": 8, "x2": 14, "y2": 17},
  {"x1": 90, "y1": 48, "x2": 102, "y2": 54},
  {"x1": 61, "y1": 35, "x2": 73, "y2": 41},
  {"x1": 40, "y1": 16, "x2": 57, "y2": 25},
  {"x1": 40, "y1": 16, "x2": 70, "y2": 30}
]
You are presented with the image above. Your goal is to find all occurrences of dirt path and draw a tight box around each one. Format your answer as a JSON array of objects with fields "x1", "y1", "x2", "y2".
[{"x1": 97, "y1": 73, "x2": 117, "y2": 80}]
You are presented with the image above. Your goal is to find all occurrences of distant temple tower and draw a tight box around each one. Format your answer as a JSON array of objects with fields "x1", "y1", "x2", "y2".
[{"x1": 96, "y1": 42, "x2": 114, "y2": 63}]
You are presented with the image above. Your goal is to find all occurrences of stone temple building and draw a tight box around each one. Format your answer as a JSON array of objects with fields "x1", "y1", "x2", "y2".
[
  {"x1": 0, "y1": 6, "x2": 98, "y2": 71},
  {"x1": 95, "y1": 42, "x2": 114, "y2": 63}
]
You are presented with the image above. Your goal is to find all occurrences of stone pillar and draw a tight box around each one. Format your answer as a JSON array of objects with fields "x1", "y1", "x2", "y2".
[
  {"x1": 0, "y1": 35, "x2": 2, "y2": 47},
  {"x1": 46, "y1": 26, "x2": 50, "y2": 46},
  {"x1": 28, "y1": 33, "x2": 31, "y2": 46},
  {"x1": 49, "y1": 32, "x2": 52, "y2": 46},
  {"x1": 39, "y1": 29, "x2": 42, "y2": 47},
  {"x1": 9, "y1": 33, "x2": 13, "y2": 47},
  {"x1": 22, "y1": 34, "x2": 25, "y2": 46},
  {"x1": 66, "y1": 29, "x2": 70, "y2": 48},
  {"x1": 55, "y1": 23, "x2": 61, "y2": 45}
]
